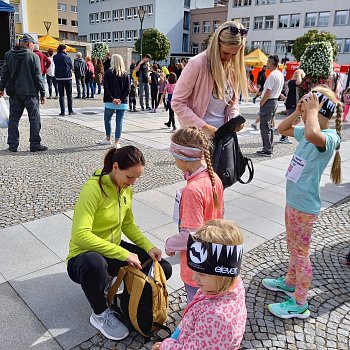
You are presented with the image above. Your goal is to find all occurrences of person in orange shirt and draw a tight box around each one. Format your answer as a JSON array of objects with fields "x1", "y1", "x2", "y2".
[{"x1": 165, "y1": 127, "x2": 224, "y2": 302}]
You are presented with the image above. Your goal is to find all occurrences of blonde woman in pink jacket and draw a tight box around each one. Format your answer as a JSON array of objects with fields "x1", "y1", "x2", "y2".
[{"x1": 172, "y1": 21, "x2": 249, "y2": 139}]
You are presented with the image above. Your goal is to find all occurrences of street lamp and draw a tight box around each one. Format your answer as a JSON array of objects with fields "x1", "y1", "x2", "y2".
[{"x1": 138, "y1": 8, "x2": 146, "y2": 59}]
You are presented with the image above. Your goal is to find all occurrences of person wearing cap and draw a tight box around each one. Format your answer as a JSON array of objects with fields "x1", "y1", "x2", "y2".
[
  {"x1": 0, "y1": 33, "x2": 47, "y2": 152},
  {"x1": 171, "y1": 21, "x2": 248, "y2": 140},
  {"x1": 53, "y1": 44, "x2": 75, "y2": 116}
]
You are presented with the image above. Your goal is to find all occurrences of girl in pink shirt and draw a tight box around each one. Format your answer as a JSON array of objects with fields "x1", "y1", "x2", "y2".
[
  {"x1": 165, "y1": 127, "x2": 224, "y2": 302},
  {"x1": 153, "y1": 219, "x2": 247, "y2": 350},
  {"x1": 163, "y1": 72, "x2": 177, "y2": 131}
]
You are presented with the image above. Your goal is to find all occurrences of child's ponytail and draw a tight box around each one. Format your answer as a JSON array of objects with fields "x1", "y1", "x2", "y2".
[{"x1": 330, "y1": 103, "x2": 343, "y2": 184}]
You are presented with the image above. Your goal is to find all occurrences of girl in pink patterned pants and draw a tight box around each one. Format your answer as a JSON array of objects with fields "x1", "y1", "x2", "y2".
[{"x1": 262, "y1": 86, "x2": 342, "y2": 319}]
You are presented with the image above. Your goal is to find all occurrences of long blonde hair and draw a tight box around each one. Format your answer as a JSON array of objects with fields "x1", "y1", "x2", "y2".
[
  {"x1": 207, "y1": 20, "x2": 248, "y2": 103},
  {"x1": 171, "y1": 127, "x2": 221, "y2": 208},
  {"x1": 194, "y1": 219, "x2": 243, "y2": 294},
  {"x1": 110, "y1": 54, "x2": 126, "y2": 76},
  {"x1": 312, "y1": 85, "x2": 342, "y2": 184}
]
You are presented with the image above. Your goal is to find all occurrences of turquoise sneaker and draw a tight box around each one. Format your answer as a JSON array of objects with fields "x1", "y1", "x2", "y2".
[
  {"x1": 268, "y1": 297, "x2": 310, "y2": 319},
  {"x1": 262, "y1": 276, "x2": 295, "y2": 297}
]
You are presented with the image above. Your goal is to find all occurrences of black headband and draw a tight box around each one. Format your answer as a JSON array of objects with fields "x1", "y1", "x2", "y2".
[
  {"x1": 187, "y1": 234, "x2": 243, "y2": 277},
  {"x1": 305, "y1": 91, "x2": 337, "y2": 118}
]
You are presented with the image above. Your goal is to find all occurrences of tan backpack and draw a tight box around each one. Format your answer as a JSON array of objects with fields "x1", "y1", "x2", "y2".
[{"x1": 107, "y1": 259, "x2": 170, "y2": 338}]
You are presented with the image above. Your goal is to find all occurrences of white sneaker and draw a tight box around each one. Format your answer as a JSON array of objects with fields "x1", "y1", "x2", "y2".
[
  {"x1": 96, "y1": 139, "x2": 112, "y2": 145},
  {"x1": 115, "y1": 142, "x2": 121, "y2": 149},
  {"x1": 90, "y1": 308, "x2": 129, "y2": 340}
]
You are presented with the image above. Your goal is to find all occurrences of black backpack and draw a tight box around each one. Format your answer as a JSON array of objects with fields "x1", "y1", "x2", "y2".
[{"x1": 212, "y1": 116, "x2": 254, "y2": 188}]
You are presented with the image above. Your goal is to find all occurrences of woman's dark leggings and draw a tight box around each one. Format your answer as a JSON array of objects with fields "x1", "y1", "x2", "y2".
[
  {"x1": 67, "y1": 241, "x2": 172, "y2": 314},
  {"x1": 167, "y1": 106, "x2": 175, "y2": 127},
  {"x1": 151, "y1": 89, "x2": 158, "y2": 109}
]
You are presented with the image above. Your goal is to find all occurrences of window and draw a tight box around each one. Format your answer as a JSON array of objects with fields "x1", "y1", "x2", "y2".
[
  {"x1": 256, "y1": 0, "x2": 276, "y2": 4},
  {"x1": 90, "y1": 33, "x2": 99, "y2": 43},
  {"x1": 203, "y1": 21, "x2": 210, "y2": 33},
  {"x1": 184, "y1": 12, "x2": 190, "y2": 30},
  {"x1": 133, "y1": 7, "x2": 138, "y2": 19},
  {"x1": 241, "y1": 17, "x2": 250, "y2": 29},
  {"x1": 148, "y1": 4, "x2": 154, "y2": 16},
  {"x1": 113, "y1": 31, "x2": 125, "y2": 42},
  {"x1": 233, "y1": 0, "x2": 252, "y2": 7},
  {"x1": 264, "y1": 15, "x2": 274, "y2": 29},
  {"x1": 305, "y1": 12, "x2": 317, "y2": 27},
  {"x1": 192, "y1": 43, "x2": 199, "y2": 55},
  {"x1": 57, "y1": 3, "x2": 67, "y2": 11},
  {"x1": 59, "y1": 31, "x2": 68, "y2": 39},
  {"x1": 290, "y1": 14, "x2": 300, "y2": 27},
  {"x1": 126, "y1": 30, "x2": 133, "y2": 42},
  {"x1": 275, "y1": 40, "x2": 288, "y2": 54},
  {"x1": 336, "y1": 39, "x2": 343, "y2": 53},
  {"x1": 262, "y1": 41, "x2": 271, "y2": 53},
  {"x1": 101, "y1": 11, "x2": 111, "y2": 22},
  {"x1": 281, "y1": 0, "x2": 301, "y2": 2},
  {"x1": 70, "y1": 33, "x2": 78, "y2": 41},
  {"x1": 114, "y1": 9, "x2": 124, "y2": 21},
  {"x1": 344, "y1": 39, "x2": 350, "y2": 53},
  {"x1": 278, "y1": 14, "x2": 289, "y2": 28},
  {"x1": 182, "y1": 33, "x2": 189, "y2": 52},
  {"x1": 101, "y1": 32, "x2": 111, "y2": 43},
  {"x1": 133, "y1": 30, "x2": 138, "y2": 42},
  {"x1": 254, "y1": 16, "x2": 263, "y2": 29},
  {"x1": 193, "y1": 22, "x2": 200, "y2": 33},
  {"x1": 334, "y1": 10, "x2": 348, "y2": 26},
  {"x1": 126, "y1": 8, "x2": 132, "y2": 20},
  {"x1": 251, "y1": 41, "x2": 261, "y2": 49},
  {"x1": 318, "y1": 12, "x2": 329, "y2": 27},
  {"x1": 9, "y1": 2, "x2": 20, "y2": 23},
  {"x1": 184, "y1": 0, "x2": 191, "y2": 8},
  {"x1": 71, "y1": 20, "x2": 78, "y2": 27},
  {"x1": 78, "y1": 35, "x2": 87, "y2": 42},
  {"x1": 71, "y1": 5, "x2": 77, "y2": 13},
  {"x1": 89, "y1": 13, "x2": 99, "y2": 24},
  {"x1": 58, "y1": 18, "x2": 67, "y2": 25},
  {"x1": 213, "y1": 20, "x2": 220, "y2": 31}
]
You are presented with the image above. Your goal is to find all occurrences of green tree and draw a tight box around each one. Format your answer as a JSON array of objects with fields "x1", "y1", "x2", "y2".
[
  {"x1": 91, "y1": 42, "x2": 109, "y2": 60},
  {"x1": 293, "y1": 29, "x2": 338, "y2": 62},
  {"x1": 134, "y1": 29, "x2": 170, "y2": 62},
  {"x1": 202, "y1": 33, "x2": 213, "y2": 50}
]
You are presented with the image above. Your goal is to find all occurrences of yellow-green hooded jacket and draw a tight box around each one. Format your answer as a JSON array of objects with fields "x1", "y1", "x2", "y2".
[{"x1": 67, "y1": 170, "x2": 155, "y2": 262}]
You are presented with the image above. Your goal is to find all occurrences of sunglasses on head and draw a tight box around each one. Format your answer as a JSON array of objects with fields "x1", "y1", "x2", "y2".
[{"x1": 228, "y1": 26, "x2": 248, "y2": 37}]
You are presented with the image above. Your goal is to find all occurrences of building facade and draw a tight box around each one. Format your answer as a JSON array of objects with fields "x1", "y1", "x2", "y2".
[
  {"x1": 228, "y1": 0, "x2": 350, "y2": 64},
  {"x1": 57, "y1": 0, "x2": 78, "y2": 41},
  {"x1": 190, "y1": 5, "x2": 228, "y2": 54},
  {"x1": 77, "y1": 0, "x2": 217, "y2": 56},
  {"x1": 7, "y1": 0, "x2": 60, "y2": 37}
]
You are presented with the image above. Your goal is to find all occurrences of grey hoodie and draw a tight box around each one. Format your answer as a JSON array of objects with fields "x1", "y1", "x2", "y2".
[{"x1": 0, "y1": 46, "x2": 45, "y2": 97}]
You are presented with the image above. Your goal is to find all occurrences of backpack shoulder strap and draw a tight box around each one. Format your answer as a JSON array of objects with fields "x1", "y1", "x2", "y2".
[
  {"x1": 233, "y1": 132, "x2": 254, "y2": 184},
  {"x1": 107, "y1": 267, "x2": 128, "y2": 307},
  {"x1": 238, "y1": 158, "x2": 254, "y2": 184}
]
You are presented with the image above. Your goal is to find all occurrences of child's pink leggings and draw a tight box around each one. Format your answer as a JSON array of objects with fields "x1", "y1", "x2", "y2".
[
  {"x1": 284, "y1": 205, "x2": 318, "y2": 305},
  {"x1": 343, "y1": 104, "x2": 350, "y2": 121}
]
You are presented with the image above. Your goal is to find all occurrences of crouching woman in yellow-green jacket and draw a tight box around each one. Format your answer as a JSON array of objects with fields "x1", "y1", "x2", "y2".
[{"x1": 67, "y1": 145, "x2": 172, "y2": 341}]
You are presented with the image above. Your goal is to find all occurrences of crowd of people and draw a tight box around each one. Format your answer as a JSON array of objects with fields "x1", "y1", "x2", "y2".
[{"x1": 0, "y1": 21, "x2": 348, "y2": 349}]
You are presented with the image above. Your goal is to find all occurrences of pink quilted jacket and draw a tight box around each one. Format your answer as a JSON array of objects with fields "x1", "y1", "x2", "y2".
[{"x1": 160, "y1": 277, "x2": 247, "y2": 350}]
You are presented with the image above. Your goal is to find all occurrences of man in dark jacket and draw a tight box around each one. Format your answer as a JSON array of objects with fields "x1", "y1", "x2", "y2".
[
  {"x1": 73, "y1": 52, "x2": 88, "y2": 99},
  {"x1": 0, "y1": 33, "x2": 47, "y2": 152},
  {"x1": 253, "y1": 65, "x2": 267, "y2": 104},
  {"x1": 134, "y1": 54, "x2": 151, "y2": 111},
  {"x1": 53, "y1": 44, "x2": 75, "y2": 116}
]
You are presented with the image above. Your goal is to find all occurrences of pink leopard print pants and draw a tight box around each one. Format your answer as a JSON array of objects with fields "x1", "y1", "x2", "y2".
[{"x1": 284, "y1": 204, "x2": 318, "y2": 305}]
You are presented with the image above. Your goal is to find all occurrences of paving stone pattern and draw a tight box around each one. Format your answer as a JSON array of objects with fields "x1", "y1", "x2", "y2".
[
  {"x1": 0, "y1": 115, "x2": 321, "y2": 229},
  {"x1": 71, "y1": 196, "x2": 350, "y2": 350}
]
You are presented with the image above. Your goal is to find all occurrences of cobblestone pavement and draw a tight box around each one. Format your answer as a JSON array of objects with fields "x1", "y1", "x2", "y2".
[
  {"x1": 0, "y1": 114, "x2": 320, "y2": 229},
  {"x1": 70, "y1": 196, "x2": 350, "y2": 350}
]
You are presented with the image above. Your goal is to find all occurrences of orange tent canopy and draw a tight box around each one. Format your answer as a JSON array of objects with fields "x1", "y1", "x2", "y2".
[{"x1": 38, "y1": 35, "x2": 76, "y2": 53}]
